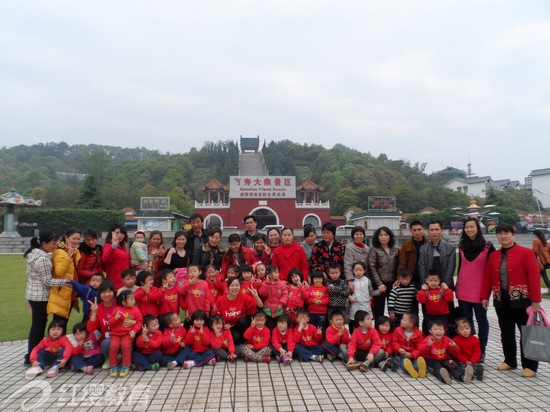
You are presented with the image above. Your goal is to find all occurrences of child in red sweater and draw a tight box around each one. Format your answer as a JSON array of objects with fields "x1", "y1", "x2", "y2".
[
  {"x1": 158, "y1": 270, "x2": 179, "y2": 331},
  {"x1": 293, "y1": 309, "x2": 324, "y2": 362},
  {"x1": 183, "y1": 310, "x2": 216, "y2": 368},
  {"x1": 271, "y1": 314, "x2": 294, "y2": 365},
  {"x1": 108, "y1": 290, "x2": 143, "y2": 377},
  {"x1": 211, "y1": 315, "x2": 238, "y2": 361},
  {"x1": 204, "y1": 264, "x2": 225, "y2": 307},
  {"x1": 418, "y1": 318, "x2": 473, "y2": 384},
  {"x1": 69, "y1": 322, "x2": 103, "y2": 374},
  {"x1": 259, "y1": 265, "x2": 289, "y2": 330},
  {"x1": 160, "y1": 312, "x2": 190, "y2": 369},
  {"x1": 241, "y1": 311, "x2": 272, "y2": 362},
  {"x1": 178, "y1": 264, "x2": 213, "y2": 322},
  {"x1": 373, "y1": 315, "x2": 398, "y2": 372},
  {"x1": 134, "y1": 271, "x2": 162, "y2": 318},
  {"x1": 25, "y1": 319, "x2": 73, "y2": 379},
  {"x1": 132, "y1": 315, "x2": 163, "y2": 371},
  {"x1": 322, "y1": 309, "x2": 350, "y2": 363},
  {"x1": 286, "y1": 269, "x2": 309, "y2": 324},
  {"x1": 416, "y1": 270, "x2": 454, "y2": 334},
  {"x1": 391, "y1": 312, "x2": 426, "y2": 378},
  {"x1": 453, "y1": 318, "x2": 485, "y2": 381},
  {"x1": 307, "y1": 271, "x2": 330, "y2": 331},
  {"x1": 346, "y1": 311, "x2": 382, "y2": 372}
]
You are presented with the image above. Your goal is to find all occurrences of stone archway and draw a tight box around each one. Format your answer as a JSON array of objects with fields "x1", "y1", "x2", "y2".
[{"x1": 250, "y1": 207, "x2": 278, "y2": 229}]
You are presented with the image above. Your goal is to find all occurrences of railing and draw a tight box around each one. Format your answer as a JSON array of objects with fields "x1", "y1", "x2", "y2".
[
  {"x1": 295, "y1": 201, "x2": 330, "y2": 208},
  {"x1": 194, "y1": 201, "x2": 230, "y2": 208}
]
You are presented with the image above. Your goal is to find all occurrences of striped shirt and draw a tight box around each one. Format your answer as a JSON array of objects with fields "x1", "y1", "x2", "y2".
[
  {"x1": 25, "y1": 248, "x2": 67, "y2": 302},
  {"x1": 387, "y1": 284, "x2": 417, "y2": 315}
]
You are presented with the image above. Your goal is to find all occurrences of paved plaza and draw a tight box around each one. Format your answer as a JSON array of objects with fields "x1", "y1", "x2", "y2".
[{"x1": 1, "y1": 300, "x2": 549, "y2": 412}]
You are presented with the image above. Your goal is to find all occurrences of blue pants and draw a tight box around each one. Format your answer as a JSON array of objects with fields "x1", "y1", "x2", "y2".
[
  {"x1": 70, "y1": 353, "x2": 104, "y2": 370},
  {"x1": 131, "y1": 350, "x2": 163, "y2": 371},
  {"x1": 187, "y1": 349, "x2": 215, "y2": 367},
  {"x1": 37, "y1": 348, "x2": 65, "y2": 368},
  {"x1": 322, "y1": 342, "x2": 349, "y2": 362},
  {"x1": 101, "y1": 338, "x2": 110, "y2": 359},
  {"x1": 271, "y1": 344, "x2": 289, "y2": 358},
  {"x1": 309, "y1": 314, "x2": 327, "y2": 332},
  {"x1": 295, "y1": 344, "x2": 324, "y2": 361},
  {"x1": 161, "y1": 347, "x2": 192, "y2": 367}
]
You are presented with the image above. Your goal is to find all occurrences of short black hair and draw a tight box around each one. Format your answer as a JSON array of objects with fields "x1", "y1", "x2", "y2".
[
  {"x1": 427, "y1": 269, "x2": 440, "y2": 280},
  {"x1": 403, "y1": 312, "x2": 419, "y2": 326},
  {"x1": 409, "y1": 220, "x2": 423, "y2": 229},
  {"x1": 322, "y1": 222, "x2": 336, "y2": 235},
  {"x1": 137, "y1": 270, "x2": 154, "y2": 286},
  {"x1": 190, "y1": 213, "x2": 204, "y2": 222},
  {"x1": 121, "y1": 268, "x2": 136, "y2": 279},
  {"x1": 354, "y1": 310, "x2": 371, "y2": 324},
  {"x1": 428, "y1": 220, "x2": 443, "y2": 229},
  {"x1": 330, "y1": 309, "x2": 345, "y2": 320},
  {"x1": 428, "y1": 318, "x2": 445, "y2": 329},
  {"x1": 397, "y1": 268, "x2": 411, "y2": 278},
  {"x1": 143, "y1": 314, "x2": 157, "y2": 328},
  {"x1": 116, "y1": 289, "x2": 134, "y2": 306},
  {"x1": 310, "y1": 271, "x2": 324, "y2": 280},
  {"x1": 244, "y1": 215, "x2": 257, "y2": 222},
  {"x1": 296, "y1": 308, "x2": 310, "y2": 318},
  {"x1": 496, "y1": 223, "x2": 515, "y2": 234},
  {"x1": 72, "y1": 322, "x2": 87, "y2": 334}
]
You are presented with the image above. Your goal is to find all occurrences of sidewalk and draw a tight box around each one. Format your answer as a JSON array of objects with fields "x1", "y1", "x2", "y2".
[{"x1": 1, "y1": 302, "x2": 548, "y2": 411}]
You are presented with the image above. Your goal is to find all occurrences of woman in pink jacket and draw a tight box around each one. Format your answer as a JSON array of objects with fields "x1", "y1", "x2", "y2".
[
  {"x1": 258, "y1": 265, "x2": 289, "y2": 330},
  {"x1": 271, "y1": 227, "x2": 309, "y2": 283}
]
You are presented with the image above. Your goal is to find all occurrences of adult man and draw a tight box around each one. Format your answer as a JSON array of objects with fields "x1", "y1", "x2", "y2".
[
  {"x1": 481, "y1": 223, "x2": 541, "y2": 378},
  {"x1": 185, "y1": 214, "x2": 208, "y2": 264},
  {"x1": 240, "y1": 215, "x2": 257, "y2": 249}
]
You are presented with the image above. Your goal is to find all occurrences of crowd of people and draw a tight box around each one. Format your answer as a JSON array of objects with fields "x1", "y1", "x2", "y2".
[{"x1": 23, "y1": 214, "x2": 544, "y2": 382}]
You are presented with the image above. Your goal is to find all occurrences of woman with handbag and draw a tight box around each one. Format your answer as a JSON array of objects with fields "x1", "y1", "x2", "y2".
[{"x1": 532, "y1": 230, "x2": 550, "y2": 294}]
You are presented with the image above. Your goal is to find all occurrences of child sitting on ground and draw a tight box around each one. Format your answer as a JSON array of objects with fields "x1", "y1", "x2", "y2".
[
  {"x1": 307, "y1": 271, "x2": 329, "y2": 331},
  {"x1": 323, "y1": 309, "x2": 350, "y2": 363},
  {"x1": 293, "y1": 309, "x2": 325, "y2": 362},
  {"x1": 418, "y1": 318, "x2": 473, "y2": 385},
  {"x1": 271, "y1": 314, "x2": 294, "y2": 365},
  {"x1": 161, "y1": 312, "x2": 189, "y2": 369},
  {"x1": 132, "y1": 315, "x2": 163, "y2": 371},
  {"x1": 452, "y1": 318, "x2": 485, "y2": 381},
  {"x1": 241, "y1": 311, "x2": 272, "y2": 362},
  {"x1": 211, "y1": 315, "x2": 238, "y2": 361},
  {"x1": 416, "y1": 270, "x2": 454, "y2": 334},
  {"x1": 348, "y1": 261, "x2": 379, "y2": 334},
  {"x1": 286, "y1": 269, "x2": 309, "y2": 324},
  {"x1": 69, "y1": 322, "x2": 103, "y2": 374},
  {"x1": 346, "y1": 310, "x2": 381, "y2": 373},
  {"x1": 117, "y1": 268, "x2": 139, "y2": 296},
  {"x1": 373, "y1": 315, "x2": 398, "y2": 372},
  {"x1": 130, "y1": 230, "x2": 148, "y2": 270},
  {"x1": 182, "y1": 310, "x2": 216, "y2": 369},
  {"x1": 388, "y1": 268, "x2": 417, "y2": 328},
  {"x1": 259, "y1": 265, "x2": 288, "y2": 330},
  {"x1": 391, "y1": 312, "x2": 426, "y2": 378},
  {"x1": 25, "y1": 319, "x2": 73, "y2": 379}
]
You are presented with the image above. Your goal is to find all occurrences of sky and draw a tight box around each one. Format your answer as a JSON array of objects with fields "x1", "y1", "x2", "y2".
[{"x1": 1, "y1": 1, "x2": 549, "y2": 182}]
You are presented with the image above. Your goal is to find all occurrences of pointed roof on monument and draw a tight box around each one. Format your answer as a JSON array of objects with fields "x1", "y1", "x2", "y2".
[
  {"x1": 296, "y1": 178, "x2": 324, "y2": 191},
  {"x1": 199, "y1": 178, "x2": 229, "y2": 192}
]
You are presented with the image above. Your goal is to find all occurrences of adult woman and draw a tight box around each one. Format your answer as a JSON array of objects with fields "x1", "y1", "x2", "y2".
[
  {"x1": 267, "y1": 228, "x2": 281, "y2": 250},
  {"x1": 310, "y1": 222, "x2": 346, "y2": 276},
  {"x1": 368, "y1": 226, "x2": 399, "y2": 322},
  {"x1": 220, "y1": 233, "x2": 256, "y2": 278},
  {"x1": 193, "y1": 227, "x2": 226, "y2": 273},
  {"x1": 48, "y1": 228, "x2": 81, "y2": 330},
  {"x1": 24, "y1": 232, "x2": 69, "y2": 365},
  {"x1": 272, "y1": 227, "x2": 309, "y2": 282},
  {"x1": 147, "y1": 230, "x2": 166, "y2": 286},
  {"x1": 455, "y1": 218, "x2": 494, "y2": 359},
  {"x1": 102, "y1": 223, "x2": 130, "y2": 291},
  {"x1": 162, "y1": 230, "x2": 190, "y2": 271},
  {"x1": 300, "y1": 224, "x2": 317, "y2": 261},
  {"x1": 77, "y1": 228, "x2": 104, "y2": 284},
  {"x1": 532, "y1": 230, "x2": 550, "y2": 294},
  {"x1": 344, "y1": 226, "x2": 369, "y2": 284},
  {"x1": 215, "y1": 277, "x2": 263, "y2": 344}
]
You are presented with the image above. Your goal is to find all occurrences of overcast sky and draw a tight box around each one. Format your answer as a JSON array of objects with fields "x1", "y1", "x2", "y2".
[{"x1": 1, "y1": 1, "x2": 549, "y2": 182}]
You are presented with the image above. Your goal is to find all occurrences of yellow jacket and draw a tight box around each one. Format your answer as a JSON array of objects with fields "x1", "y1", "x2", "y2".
[{"x1": 47, "y1": 242, "x2": 81, "y2": 318}]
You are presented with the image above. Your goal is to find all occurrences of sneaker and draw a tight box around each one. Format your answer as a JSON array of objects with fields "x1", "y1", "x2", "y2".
[
  {"x1": 463, "y1": 364, "x2": 474, "y2": 384},
  {"x1": 440, "y1": 368, "x2": 452, "y2": 384},
  {"x1": 119, "y1": 366, "x2": 129, "y2": 378},
  {"x1": 129, "y1": 363, "x2": 137, "y2": 371},
  {"x1": 403, "y1": 358, "x2": 418, "y2": 378},
  {"x1": 475, "y1": 364, "x2": 485, "y2": 381},
  {"x1": 45, "y1": 366, "x2": 59, "y2": 378},
  {"x1": 417, "y1": 356, "x2": 427, "y2": 379},
  {"x1": 497, "y1": 362, "x2": 515, "y2": 371},
  {"x1": 522, "y1": 368, "x2": 536, "y2": 378},
  {"x1": 208, "y1": 358, "x2": 217, "y2": 366},
  {"x1": 346, "y1": 361, "x2": 361, "y2": 371},
  {"x1": 315, "y1": 355, "x2": 324, "y2": 363},
  {"x1": 282, "y1": 356, "x2": 291, "y2": 366},
  {"x1": 149, "y1": 363, "x2": 160, "y2": 371},
  {"x1": 25, "y1": 366, "x2": 44, "y2": 379},
  {"x1": 109, "y1": 367, "x2": 118, "y2": 377},
  {"x1": 83, "y1": 366, "x2": 94, "y2": 375},
  {"x1": 380, "y1": 359, "x2": 391, "y2": 372},
  {"x1": 102, "y1": 358, "x2": 110, "y2": 370},
  {"x1": 261, "y1": 356, "x2": 271, "y2": 363},
  {"x1": 70, "y1": 364, "x2": 76, "y2": 372},
  {"x1": 326, "y1": 353, "x2": 335, "y2": 362},
  {"x1": 276, "y1": 356, "x2": 282, "y2": 363},
  {"x1": 167, "y1": 360, "x2": 178, "y2": 370},
  {"x1": 183, "y1": 360, "x2": 195, "y2": 369},
  {"x1": 359, "y1": 361, "x2": 370, "y2": 373},
  {"x1": 390, "y1": 358, "x2": 399, "y2": 373}
]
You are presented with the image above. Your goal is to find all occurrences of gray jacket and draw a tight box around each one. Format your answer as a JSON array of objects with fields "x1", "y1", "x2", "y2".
[
  {"x1": 367, "y1": 246, "x2": 399, "y2": 287},
  {"x1": 418, "y1": 240, "x2": 456, "y2": 288}
]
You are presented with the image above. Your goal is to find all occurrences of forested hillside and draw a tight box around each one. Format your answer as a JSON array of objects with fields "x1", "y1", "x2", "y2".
[{"x1": 0, "y1": 140, "x2": 532, "y2": 219}]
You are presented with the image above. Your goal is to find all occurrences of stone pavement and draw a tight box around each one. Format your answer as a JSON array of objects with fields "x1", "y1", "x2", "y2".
[{"x1": 1, "y1": 301, "x2": 549, "y2": 412}]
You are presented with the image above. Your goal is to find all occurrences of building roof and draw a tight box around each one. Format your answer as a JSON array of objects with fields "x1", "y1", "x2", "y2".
[
  {"x1": 529, "y1": 168, "x2": 550, "y2": 177},
  {"x1": 296, "y1": 178, "x2": 325, "y2": 191},
  {"x1": 199, "y1": 178, "x2": 230, "y2": 192},
  {"x1": 444, "y1": 176, "x2": 492, "y2": 186},
  {"x1": 240, "y1": 136, "x2": 260, "y2": 151},
  {"x1": 350, "y1": 210, "x2": 402, "y2": 220}
]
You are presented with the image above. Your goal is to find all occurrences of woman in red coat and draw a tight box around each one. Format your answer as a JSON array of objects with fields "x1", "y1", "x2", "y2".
[
  {"x1": 271, "y1": 227, "x2": 309, "y2": 282},
  {"x1": 102, "y1": 223, "x2": 130, "y2": 291}
]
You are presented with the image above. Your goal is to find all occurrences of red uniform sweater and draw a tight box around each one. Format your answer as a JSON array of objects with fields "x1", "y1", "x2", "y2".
[
  {"x1": 158, "y1": 286, "x2": 179, "y2": 316},
  {"x1": 30, "y1": 336, "x2": 73, "y2": 363},
  {"x1": 134, "y1": 286, "x2": 162, "y2": 317},
  {"x1": 271, "y1": 328, "x2": 296, "y2": 353},
  {"x1": 178, "y1": 280, "x2": 212, "y2": 315},
  {"x1": 243, "y1": 325, "x2": 271, "y2": 350},
  {"x1": 214, "y1": 293, "x2": 258, "y2": 326},
  {"x1": 293, "y1": 324, "x2": 323, "y2": 347},
  {"x1": 286, "y1": 284, "x2": 308, "y2": 310},
  {"x1": 135, "y1": 330, "x2": 163, "y2": 354},
  {"x1": 324, "y1": 324, "x2": 351, "y2": 346},
  {"x1": 184, "y1": 326, "x2": 212, "y2": 352},
  {"x1": 416, "y1": 287, "x2": 454, "y2": 315},
  {"x1": 452, "y1": 334, "x2": 481, "y2": 364},
  {"x1": 161, "y1": 326, "x2": 187, "y2": 355},
  {"x1": 306, "y1": 285, "x2": 329, "y2": 314},
  {"x1": 211, "y1": 329, "x2": 236, "y2": 355},
  {"x1": 418, "y1": 335, "x2": 460, "y2": 361},
  {"x1": 348, "y1": 327, "x2": 381, "y2": 360},
  {"x1": 87, "y1": 302, "x2": 118, "y2": 340},
  {"x1": 205, "y1": 278, "x2": 225, "y2": 303},
  {"x1": 391, "y1": 326, "x2": 424, "y2": 359},
  {"x1": 377, "y1": 331, "x2": 394, "y2": 355},
  {"x1": 108, "y1": 307, "x2": 143, "y2": 336}
]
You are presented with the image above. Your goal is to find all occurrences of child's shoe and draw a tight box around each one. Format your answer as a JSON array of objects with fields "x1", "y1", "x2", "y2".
[
  {"x1": 183, "y1": 360, "x2": 195, "y2": 369},
  {"x1": 390, "y1": 358, "x2": 399, "y2": 373},
  {"x1": 109, "y1": 367, "x2": 118, "y2": 377},
  {"x1": 380, "y1": 359, "x2": 391, "y2": 372},
  {"x1": 463, "y1": 364, "x2": 474, "y2": 384},
  {"x1": 208, "y1": 358, "x2": 217, "y2": 366},
  {"x1": 439, "y1": 368, "x2": 452, "y2": 384},
  {"x1": 45, "y1": 365, "x2": 59, "y2": 378},
  {"x1": 82, "y1": 365, "x2": 94, "y2": 375},
  {"x1": 119, "y1": 366, "x2": 129, "y2": 378},
  {"x1": 359, "y1": 361, "x2": 370, "y2": 373},
  {"x1": 346, "y1": 361, "x2": 361, "y2": 371},
  {"x1": 475, "y1": 364, "x2": 485, "y2": 381},
  {"x1": 25, "y1": 365, "x2": 44, "y2": 379},
  {"x1": 282, "y1": 356, "x2": 292, "y2": 366},
  {"x1": 102, "y1": 358, "x2": 110, "y2": 370},
  {"x1": 403, "y1": 358, "x2": 419, "y2": 378},
  {"x1": 326, "y1": 353, "x2": 335, "y2": 362},
  {"x1": 261, "y1": 356, "x2": 271, "y2": 363},
  {"x1": 276, "y1": 356, "x2": 282, "y2": 363},
  {"x1": 167, "y1": 360, "x2": 178, "y2": 370},
  {"x1": 417, "y1": 356, "x2": 427, "y2": 378},
  {"x1": 149, "y1": 363, "x2": 160, "y2": 371},
  {"x1": 311, "y1": 355, "x2": 324, "y2": 363}
]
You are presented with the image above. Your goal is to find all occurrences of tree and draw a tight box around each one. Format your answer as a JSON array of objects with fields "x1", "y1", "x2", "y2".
[{"x1": 75, "y1": 175, "x2": 104, "y2": 209}]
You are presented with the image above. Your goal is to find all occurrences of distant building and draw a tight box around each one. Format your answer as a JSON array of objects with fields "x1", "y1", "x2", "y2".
[
  {"x1": 443, "y1": 176, "x2": 493, "y2": 198},
  {"x1": 527, "y1": 168, "x2": 550, "y2": 208}
]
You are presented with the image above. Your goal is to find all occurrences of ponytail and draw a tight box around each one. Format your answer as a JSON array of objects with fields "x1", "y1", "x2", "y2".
[{"x1": 24, "y1": 232, "x2": 59, "y2": 257}]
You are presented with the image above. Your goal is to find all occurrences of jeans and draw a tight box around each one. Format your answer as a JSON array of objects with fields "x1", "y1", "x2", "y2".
[
  {"x1": 458, "y1": 300, "x2": 489, "y2": 353},
  {"x1": 294, "y1": 344, "x2": 324, "y2": 361},
  {"x1": 161, "y1": 347, "x2": 192, "y2": 366},
  {"x1": 70, "y1": 353, "x2": 105, "y2": 370},
  {"x1": 322, "y1": 342, "x2": 349, "y2": 362},
  {"x1": 37, "y1": 348, "x2": 65, "y2": 368},
  {"x1": 396, "y1": 354, "x2": 419, "y2": 370},
  {"x1": 101, "y1": 338, "x2": 111, "y2": 359},
  {"x1": 131, "y1": 350, "x2": 163, "y2": 371},
  {"x1": 187, "y1": 349, "x2": 215, "y2": 366}
]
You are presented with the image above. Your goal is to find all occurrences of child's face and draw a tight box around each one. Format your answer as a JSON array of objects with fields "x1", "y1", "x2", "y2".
[
  {"x1": 143, "y1": 275, "x2": 154, "y2": 287},
  {"x1": 123, "y1": 294, "x2": 136, "y2": 308},
  {"x1": 169, "y1": 315, "x2": 181, "y2": 329},
  {"x1": 193, "y1": 318, "x2": 205, "y2": 328},
  {"x1": 164, "y1": 273, "x2": 175, "y2": 287},
  {"x1": 312, "y1": 277, "x2": 323, "y2": 286},
  {"x1": 254, "y1": 238, "x2": 265, "y2": 250},
  {"x1": 205, "y1": 267, "x2": 217, "y2": 280},
  {"x1": 74, "y1": 330, "x2": 87, "y2": 342},
  {"x1": 90, "y1": 275, "x2": 103, "y2": 289},
  {"x1": 399, "y1": 275, "x2": 412, "y2": 287},
  {"x1": 401, "y1": 314, "x2": 413, "y2": 330},
  {"x1": 296, "y1": 313, "x2": 309, "y2": 325},
  {"x1": 49, "y1": 325, "x2": 63, "y2": 339},
  {"x1": 331, "y1": 315, "x2": 344, "y2": 329},
  {"x1": 256, "y1": 265, "x2": 266, "y2": 278},
  {"x1": 353, "y1": 265, "x2": 365, "y2": 279},
  {"x1": 328, "y1": 268, "x2": 341, "y2": 280},
  {"x1": 277, "y1": 321, "x2": 289, "y2": 332},
  {"x1": 227, "y1": 269, "x2": 236, "y2": 278},
  {"x1": 426, "y1": 275, "x2": 440, "y2": 289},
  {"x1": 123, "y1": 275, "x2": 136, "y2": 288},
  {"x1": 268, "y1": 269, "x2": 279, "y2": 281},
  {"x1": 359, "y1": 315, "x2": 372, "y2": 329},
  {"x1": 378, "y1": 322, "x2": 391, "y2": 334},
  {"x1": 134, "y1": 233, "x2": 145, "y2": 243},
  {"x1": 456, "y1": 322, "x2": 471, "y2": 339},
  {"x1": 147, "y1": 319, "x2": 160, "y2": 333},
  {"x1": 212, "y1": 321, "x2": 223, "y2": 333},
  {"x1": 188, "y1": 267, "x2": 200, "y2": 281},
  {"x1": 254, "y1": 316, "x2": 266, "y2": 328},
  {"x1": 430, "y1": 324, "x2": 446, "y2": 340},
  {"x1": 291, "y1": 273, "x2": 302, "y2": 285},
  {"x1": 242, "y1": 271, "x2": 253, "y2": 281}
]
